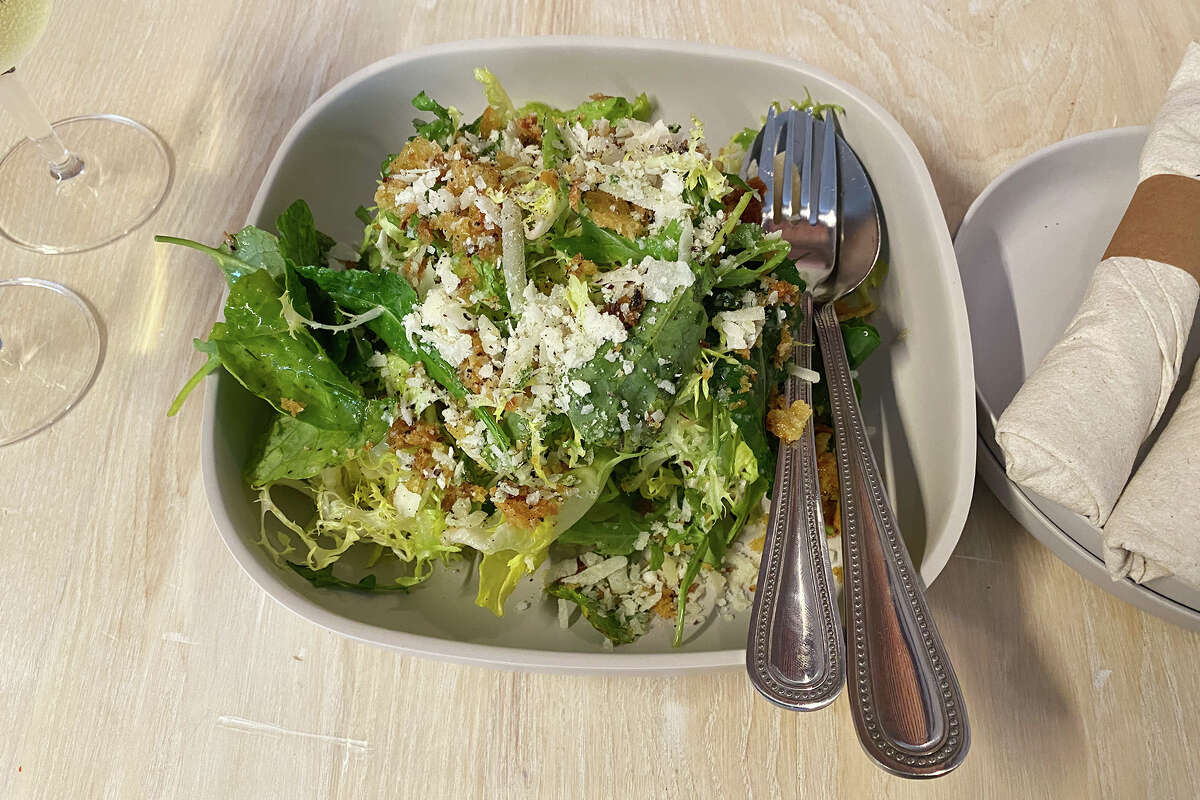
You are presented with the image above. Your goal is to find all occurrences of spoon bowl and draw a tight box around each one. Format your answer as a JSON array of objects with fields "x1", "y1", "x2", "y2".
[{"x1": 822, "y1": 135, "x2": 882, "y2": 304}]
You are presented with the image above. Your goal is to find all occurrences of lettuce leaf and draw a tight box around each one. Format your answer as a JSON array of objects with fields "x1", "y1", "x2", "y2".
[
  {"x1": 515, "y1": 92, "x2": 652, "y2": 128},
  {"x1": 474, "y1": 449, "x2": 634, "y2": 615},
  {"x1": 260, "y1": 449, "x2": 458, "y2": 585},
  {"x1": 474, "y1": 66, "x2": 516, "y2": 122},
  {"x1": 474, "y1": 519, "x2": 557, "y2": 616}
]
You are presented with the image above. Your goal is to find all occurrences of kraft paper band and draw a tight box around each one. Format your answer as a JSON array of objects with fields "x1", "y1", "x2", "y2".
[{"x1": 1103, "y1": 173, "x2": 1200, "y2": 282}]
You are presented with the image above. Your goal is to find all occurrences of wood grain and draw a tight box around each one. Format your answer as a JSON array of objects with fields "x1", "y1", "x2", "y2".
[{"x1": 2, "y1": 1, "x2": 1200, "y2": 797}]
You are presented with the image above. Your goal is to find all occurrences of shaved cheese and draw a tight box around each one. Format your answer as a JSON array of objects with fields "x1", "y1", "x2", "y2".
[
  {"x1": 406, "y1": 286, "x2": 476, "y2": 366},
  {"x1": 713, "y1": 306, "x2": 766, "y2": 350},
  {"x1": 600, "y1": 256, "x2": 695, "y2": 304},
  {"x1": 501, "y1": 198, "x2": 526, "y2": 315}
]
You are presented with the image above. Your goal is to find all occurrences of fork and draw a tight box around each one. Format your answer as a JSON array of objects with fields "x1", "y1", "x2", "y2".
[
  {"x1": 743, "y1": 106, "x2": 845, "y2": 711},
  {"x1": 750, "y1": 104, "x2": 969, "y2": 776}
]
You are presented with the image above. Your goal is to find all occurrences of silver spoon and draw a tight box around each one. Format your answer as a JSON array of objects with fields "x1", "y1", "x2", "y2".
[{"x1": 815, "y1": 126, "x2": 971, "y2": 778}]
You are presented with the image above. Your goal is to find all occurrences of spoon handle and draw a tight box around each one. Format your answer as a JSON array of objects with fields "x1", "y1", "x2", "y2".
[
  {"x1": 814, "y1": 302, "x2": 970, "y2": 777},
  {"x1": 746, "y1": 292, "x2": 845, "y2": 710}
]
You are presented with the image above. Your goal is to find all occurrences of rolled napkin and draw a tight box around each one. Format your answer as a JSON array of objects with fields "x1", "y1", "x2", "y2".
[
  {"x1": 1103, "y1": 367, "x2": 1200, "y2": 585},
  {"x1": 995, "y1": 41, "x2": 1200, "y2": 526}
]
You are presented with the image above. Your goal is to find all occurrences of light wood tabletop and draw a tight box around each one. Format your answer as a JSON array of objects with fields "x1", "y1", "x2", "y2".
[{"x1": 2, "y1": 1, "x2": 1199, "y2": 798}]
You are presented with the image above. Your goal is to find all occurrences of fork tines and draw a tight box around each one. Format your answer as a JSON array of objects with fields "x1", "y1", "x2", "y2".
[{"x1": 745, "y1": 106, "x2": 838, "y2": 229}]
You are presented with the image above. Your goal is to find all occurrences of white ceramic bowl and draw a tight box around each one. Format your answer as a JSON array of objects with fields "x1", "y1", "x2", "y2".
[
  {"x1": 202, "y1": 37, "x2": 975, "y2": 672},
  {"x1": 957, "y1": 126, "x2": 1200, "y2": 630}
]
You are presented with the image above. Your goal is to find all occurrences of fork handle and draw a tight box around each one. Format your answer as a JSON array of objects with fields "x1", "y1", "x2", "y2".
[
  {"x1": 746, "y1": 292, "x2": 845, "y2": 711},
  {"x1": 814, "y1": 302, "x2": 970, "y2": 777}
]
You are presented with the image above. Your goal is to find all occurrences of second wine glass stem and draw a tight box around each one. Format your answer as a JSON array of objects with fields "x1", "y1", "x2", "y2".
[{"x1": 0, "y1": 68, "x2": 83, "y2": 180}]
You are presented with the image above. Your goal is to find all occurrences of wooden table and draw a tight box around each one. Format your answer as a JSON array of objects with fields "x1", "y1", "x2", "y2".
[{"x1": 3, "y1": 2, "x2": 1199, "y2": 797}]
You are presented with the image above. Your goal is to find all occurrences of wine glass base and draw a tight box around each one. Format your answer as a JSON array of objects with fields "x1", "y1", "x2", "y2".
[
  {"x1": 0, "y1": 114, "x2": 172, "y2": 254},
  {"x1": 0, "y1": 279, "x2": 102, "y2": 446}
]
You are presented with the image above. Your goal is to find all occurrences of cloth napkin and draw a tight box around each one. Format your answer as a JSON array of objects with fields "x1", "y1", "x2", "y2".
[
  {"x1": 1103, "y1": 367, "x2": 1200, "y2": 585},
  {"x1": 994, "y1": 41, "x2": 1200, "y2": 526}
]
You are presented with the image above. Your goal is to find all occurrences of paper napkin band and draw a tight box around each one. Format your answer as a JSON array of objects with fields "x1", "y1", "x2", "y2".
[{"x1": 1104, "y1": 174, "x2": 1200, "y2": 282}]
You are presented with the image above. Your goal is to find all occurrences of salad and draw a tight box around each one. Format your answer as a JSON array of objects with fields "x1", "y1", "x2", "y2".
[{"x1": 161, "y1": 69, "x2": 884, "y2": 646}]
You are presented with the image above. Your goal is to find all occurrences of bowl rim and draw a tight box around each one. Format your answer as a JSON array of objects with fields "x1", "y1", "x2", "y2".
[{"x1": 202, "y1": 34, "x2": 976, "y2": 672}]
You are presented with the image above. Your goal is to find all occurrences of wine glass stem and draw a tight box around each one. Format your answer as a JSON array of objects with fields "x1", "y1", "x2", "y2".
[{"x1": 0, "y1": 68, "x2": 83, "y2": 180}]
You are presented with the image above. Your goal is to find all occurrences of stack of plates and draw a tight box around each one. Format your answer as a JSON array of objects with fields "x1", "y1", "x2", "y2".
[{"x1": 956, "y1": 126, "x2": 1200, "y2": 629}]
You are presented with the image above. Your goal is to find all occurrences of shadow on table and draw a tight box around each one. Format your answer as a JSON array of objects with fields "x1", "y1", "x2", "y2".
[{"x1": 929, "y1": 479, "x2": 1087, "y2": 793}]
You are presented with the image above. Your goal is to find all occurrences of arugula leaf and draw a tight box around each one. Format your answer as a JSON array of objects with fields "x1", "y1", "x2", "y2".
[
  {"x1": 209, "y1": 269, "x2": 367, "y2": 431},
  {"x1": 541, "y1": 119, "x2": 568, "y2": 168},
  {"x1": 288, "y1": 562, "x2": 412, "y2": 593},
  {"x1": 714, "y1": 223, "x2": 792, "y2": 287},
  {"x1": 156, "y1": 235, "x2": 268, "y2": 285},
  {"x1": 636, "y1": 220, "x2": 684, "y2": 261},
  {"x1": 565, "y1": 273, "x2": 710, "y2": 447},
  {"x1": 225, "y1": 227, "x2": 288, "y2": 278},
  {"x1": 556, "y1": 494, "x2": 652, "y2": 556},
  {"x1": 841, "y1": 318, "x2": 881, "y2": 369},
  {"x1": 380, "y1": 153, "x2": 400, "y2": 178},
  {"x1": 546, "y1": 583, "x2": 644, "y2": 645},
  {"x1": 647, "y1": 540, "x2": 665, "y2": 570},
  {"x1": 332, "y1": 327, "x2": 378, "y2": 385},
  {"x1": 293, "y1": 265, "x2": 510, "y2": 459},
  {"x1": 246, "y1": 402, "x2": 389, "y2": 485},
  {"x1": 157, "y1": 223, "x2": 294, "y2": 286},
  {"x1": 552, "y1": 217, "x2": 682, "y2": 267},
  {"x1": 672, "y1": 536, "x2": 709, "y2": 647},
  {"x1": 294, "y1": 265, "x2": 419, "y2": 362},
  {"x1": 731, "y1": 127, "x2": 758, "y2": 150},
  {"x1": 712, "y1": 355, "x2": 773, "y2": 488},
  {"x1": 275, "y1": 199, "x2": 329, "y2": 267},
  {"x1": 472, "y1": 256, "x2": 508, "y2": 309},
  {"x1": 167, "y1": 339, "x2": 220, "y2": 416},
  {"x1": 553, "y1": 216, "x2": 643, "y2": 265}
]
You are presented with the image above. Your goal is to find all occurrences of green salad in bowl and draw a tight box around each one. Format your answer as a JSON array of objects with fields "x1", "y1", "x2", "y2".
[{"x1": 161, "y1": 69, "x2": 883, "y2": 646}]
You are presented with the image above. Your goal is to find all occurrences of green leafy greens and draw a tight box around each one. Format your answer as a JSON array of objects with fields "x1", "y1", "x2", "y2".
[{"x1": 160, "y1": 71, "x2": 888, "y2": 649}]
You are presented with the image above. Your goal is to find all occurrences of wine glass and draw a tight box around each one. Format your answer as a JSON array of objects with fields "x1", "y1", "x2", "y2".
[
  {"x1": 0, "y1": 0, "x2": 170, "y2": 445},
  {"x1": 0, "y1": 0, "x2": 171, "y2": 252},
  {"x1": 0, "y1": 277, "x2": 101, "y2": 446}
]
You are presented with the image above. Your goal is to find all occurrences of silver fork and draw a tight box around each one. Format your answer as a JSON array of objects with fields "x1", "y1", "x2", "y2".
[{"x1": 743, "y1": 106, "x2": 845, "y2": 711}]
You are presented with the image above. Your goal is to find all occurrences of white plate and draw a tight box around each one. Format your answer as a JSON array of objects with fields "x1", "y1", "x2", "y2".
[
  {"x1": 202, "y1": 36, "x2": 976, "y2": 672},
  {"x1": 957, "y1": 126, "x2": 1200, "y2": 630}
]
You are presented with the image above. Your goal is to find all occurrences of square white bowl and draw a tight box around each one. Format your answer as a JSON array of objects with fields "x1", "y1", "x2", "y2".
[{"x1": 202, "y1": 37, "x2": 975, "y2": 672}]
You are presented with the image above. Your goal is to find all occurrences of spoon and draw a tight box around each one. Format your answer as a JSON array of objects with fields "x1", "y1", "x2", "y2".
[{"x1": 815, "y1": 129, "x2": 971, "y2": 778}]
